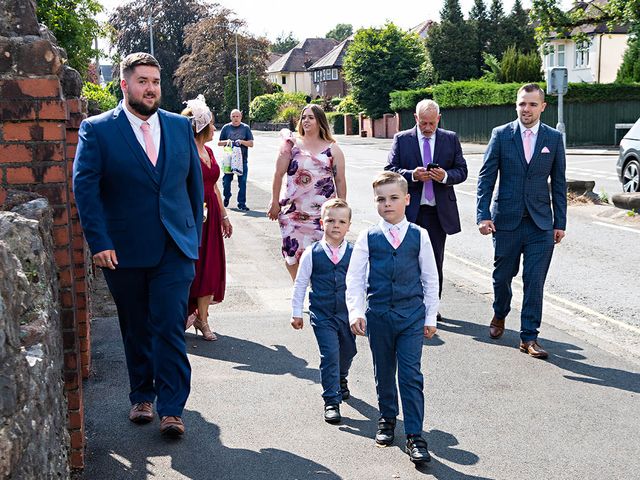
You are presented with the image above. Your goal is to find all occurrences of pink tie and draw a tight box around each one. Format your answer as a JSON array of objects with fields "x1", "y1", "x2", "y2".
[
  {"x1": 389, "y1": 227, "x2": 401, "y2": 249},
  {"x1": 328, "y1": 245, "x2": 340, "y2": 264},
  {"x1": 523, "y1": 129, "x2": 533, "y2": 163},
  {"x1": 140, "y1": 122, "x2": 158, "y2": 166}
]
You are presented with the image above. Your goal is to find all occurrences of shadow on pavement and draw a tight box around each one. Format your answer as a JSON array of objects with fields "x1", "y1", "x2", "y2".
[
  {"x1": 438, "y1": 316, "x2": 640, "y2": 394},
  {"x1": 83, "y1": 409, "x2": 339, "y2": 480},
  {"x1": 186, "y1": 333, "x2": 320, "y2": 384}
]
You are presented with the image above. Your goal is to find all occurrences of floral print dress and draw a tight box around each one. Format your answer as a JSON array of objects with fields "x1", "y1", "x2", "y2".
[{"x1": 278, "y1": 132, "x2": 337, "y2": 265}]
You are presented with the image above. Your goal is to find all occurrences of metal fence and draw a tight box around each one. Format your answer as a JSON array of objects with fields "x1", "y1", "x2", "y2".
[{"x1": 399, "y1": 100, "x2": 640, "y2": 146}]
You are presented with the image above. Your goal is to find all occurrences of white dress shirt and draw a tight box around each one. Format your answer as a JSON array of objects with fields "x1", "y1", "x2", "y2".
[
  {"x1": 345, "y1": 218, "x2": 440, "y2": 327},
  {"x1": 518, "y1": 120, "x2": 540, "y2": 153},
  {"x1": 123, "y1": 103, "x2": 161, "y2": 159},
  {"x1": 413, "y1": 129, "x2": 448, "y2": 206},
  {"x1": 291, "y1": 240, "x2": 349, "y2": 318}
]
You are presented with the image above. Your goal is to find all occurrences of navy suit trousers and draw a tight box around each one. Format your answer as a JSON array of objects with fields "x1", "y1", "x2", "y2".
[
  {"x1": 366, "y1": 309, "x2": 425, "y2": 436},
  {"x1": 311, "y1": 315, "x2": 357, "y2": 406},
  {"x1": 492, "y1": 217, "x2": 555, "y2": 342},
  {"x1": 103, "y1": 239, "x2": 195, "y2": 416}
]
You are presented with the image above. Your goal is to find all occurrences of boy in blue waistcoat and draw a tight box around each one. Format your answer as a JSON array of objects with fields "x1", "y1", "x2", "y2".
[
  {"x1": 346, "y1": 171, "x2": 439, "y2": 465},
  {"x1": 291, "y1": 198, "x2": 357, "y2": 424}
]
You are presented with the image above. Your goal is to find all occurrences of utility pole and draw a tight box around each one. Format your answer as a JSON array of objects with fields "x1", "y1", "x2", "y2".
[
  {"x1": 148, "y1": 15, "x2": 154, "y2": 56},
  {"x1": 235, "y1": 33, "x2": 240, "y2": 110},
  {"x1": 247, "y1": 49, "x2": 252, "y2": 123}
]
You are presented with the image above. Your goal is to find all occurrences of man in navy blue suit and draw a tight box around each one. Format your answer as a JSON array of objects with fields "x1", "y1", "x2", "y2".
[
  {"x1": 73, "y1": 53, "x2": 203, "y2": 436},
  {"x1": 386, "y1": 99, "x2": 468, "y2": 317},
  {"x1": 477, "y1": 83, "x2": 567, "y2": 359}
]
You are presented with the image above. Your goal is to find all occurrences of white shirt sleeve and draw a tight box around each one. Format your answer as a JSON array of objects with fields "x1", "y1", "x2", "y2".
[
  {"x1": 345, "y1": 230, "x2": 369, "y2": 326},
  {"x1": 418, "y1": 228, "x2": 440, "y2": 326},
  {"x1": 291, "y1": 246, "x2": 314, "y2": 318}
]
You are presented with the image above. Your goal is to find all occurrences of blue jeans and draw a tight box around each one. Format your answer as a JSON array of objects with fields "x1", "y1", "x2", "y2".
[{"x1": 222, "y1": 160, "x2": 248, "y2": 206}]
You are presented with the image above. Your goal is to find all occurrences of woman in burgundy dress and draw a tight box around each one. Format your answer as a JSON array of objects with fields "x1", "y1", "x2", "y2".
[{"x1": 182, "y1": 95, "x2": 232, "y2": 340}]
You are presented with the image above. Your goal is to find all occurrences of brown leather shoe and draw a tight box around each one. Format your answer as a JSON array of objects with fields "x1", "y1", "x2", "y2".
[
  {"x1": 489, "y1": 316, "x2": 505, "y2": 339},
  {"x1": 160, "y1": 416, "x2": 185, "y2": 437},
  {"x1": 519, "y1": 340, "x2": 549, "y2": 359},
  {"x1": 129, "y1": 402, "x2": 154, "y2": 424}
]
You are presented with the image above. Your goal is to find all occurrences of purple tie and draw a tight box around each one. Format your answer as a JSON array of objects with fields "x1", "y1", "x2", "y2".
[{"x1": 422, "y1": 136, "x2": 434, "y2": 201}]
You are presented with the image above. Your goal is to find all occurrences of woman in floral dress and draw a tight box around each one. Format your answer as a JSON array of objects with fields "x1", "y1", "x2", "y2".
[{"x1": 267, "y1": 104, "x2": 347, "y2": 280}]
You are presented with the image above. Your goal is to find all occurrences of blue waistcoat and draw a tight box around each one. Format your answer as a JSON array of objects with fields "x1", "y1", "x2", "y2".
[
  {"x1": 366, "y1": 224, "x2": 424, "y2": 319},
  {"x1": 309, "y1": 241, "x2": 353, "y2": 323}
]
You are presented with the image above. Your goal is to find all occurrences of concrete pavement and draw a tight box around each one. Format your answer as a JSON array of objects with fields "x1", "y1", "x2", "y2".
[{"x1": 81, "y1": 184, "x2": 640, "y2": 479}]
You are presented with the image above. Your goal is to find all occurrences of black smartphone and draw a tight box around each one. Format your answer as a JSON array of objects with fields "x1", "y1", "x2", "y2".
[{"x1": 426, "y1": 163, "x2": 438, "y2": 170}]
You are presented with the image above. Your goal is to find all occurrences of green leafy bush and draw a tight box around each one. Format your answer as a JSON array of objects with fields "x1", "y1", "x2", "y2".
[
  {"x1": 335, "y1": 95, "x2": 362, "y2": 115},
  {"x1": 326, "y1": 111, "x2": 345, "y2": 134},
  {"x1": 390, "y1": 80, "x2": 640, "y2": 110},
  {"x1": 82, "y1": 81, "x2": 117, "y2": 113},
  {"x1": 250, "y1": 92, "x2": 307, "y2": 122},
  {"x1": 389, "y1": 88, "x2": 433, "y2": 112}
]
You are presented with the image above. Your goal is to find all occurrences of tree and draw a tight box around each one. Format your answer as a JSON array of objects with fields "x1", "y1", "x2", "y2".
[
  {"x1": 109, "y1": 0, "x2": 212, "y2": 112},
  {"x1": 426, "y1": 0, "x2": 478, "y2": 81},
  {"x1": 502, "y1": 0, "x2": 537, "y2": 53},
  {"x1": 270, "y1": 32, "x2": 298, "y2": 54},
  {"x1": 343, "y1": 23, "x2": 425, "y2": 118},
  {"x1": 469, "y1": 0, "x2": 490, "y2": 77},
  {"x1": 174, "y1": 8, "x2": 271, "y2": 120},
  {"x1": 617, "y1": 35, "x2": 640, "y2": 82},
  {"x1": 326, "y1": 23, "x2": 353, "y2": 42},
  {"x1": 36, "y1": 0, "x2": 103, "y2": 78},
  {"x1": 486, "y1": 0, "x2": 508, "y2": 58}
]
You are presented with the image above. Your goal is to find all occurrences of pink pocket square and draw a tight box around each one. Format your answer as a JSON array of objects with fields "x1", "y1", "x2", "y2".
[{"x1": 541, "y1": 147, "x2": 550, "y2": 153}]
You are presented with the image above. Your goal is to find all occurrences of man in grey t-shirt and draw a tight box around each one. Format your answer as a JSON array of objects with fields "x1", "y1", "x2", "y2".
[{"x1": 217, "y1": 109, "x2": 254, "y2": 211}]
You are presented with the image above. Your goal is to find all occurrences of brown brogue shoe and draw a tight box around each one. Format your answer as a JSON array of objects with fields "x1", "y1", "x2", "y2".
[
  {"x1": 160, "y1": 416, "x2": 185, "y2": 437},
  {"x1": 129, "y1": 402, "x2": 154, "y2": 424},
  {"x1": 489, "y1": 316, "x2": 505, "y2": 339},
  {"x1": 519, "y1": 340, "x2": 548, "y2": 359}
]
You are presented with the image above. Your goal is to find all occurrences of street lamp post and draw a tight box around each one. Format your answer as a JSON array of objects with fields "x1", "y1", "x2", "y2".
[
  {"x1": 235, "y1": 33, "x2": 240, "y2": 110},
  {"x1": 148, "y1": 15, "x2": 154, "y2": 56}
]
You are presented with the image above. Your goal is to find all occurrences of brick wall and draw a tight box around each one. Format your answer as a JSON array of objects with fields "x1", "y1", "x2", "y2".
[{"x1": 1, "y1": 2, "x2": 90, "y2": 469}]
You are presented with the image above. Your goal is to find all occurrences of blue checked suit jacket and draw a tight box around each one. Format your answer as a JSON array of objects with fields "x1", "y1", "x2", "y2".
[{"x1": 477, "y1": 121, "x2": 567, "y2": 232}]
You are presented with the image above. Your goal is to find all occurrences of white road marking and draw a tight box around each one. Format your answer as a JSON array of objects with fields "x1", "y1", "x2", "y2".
[
  {"x1": 592, "y1": 221, "x2": 640, "y2": 234},
  {"x1": 445, "y1": 251, "x2": 640, "y2": 335}
]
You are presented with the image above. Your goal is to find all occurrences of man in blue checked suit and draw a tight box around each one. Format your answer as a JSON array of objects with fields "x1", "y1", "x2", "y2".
[
  {"x1": 73, "y1": 53, "x2": 203, "y2": 436},
  {"x1": 476, "y1": 83, "x2": 566, "y2": 359}
]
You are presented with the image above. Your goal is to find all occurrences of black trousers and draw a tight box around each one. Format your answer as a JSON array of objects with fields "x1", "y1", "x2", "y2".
[{"x1": 416, "y1": 205, "x2": 446, "y2": 298}]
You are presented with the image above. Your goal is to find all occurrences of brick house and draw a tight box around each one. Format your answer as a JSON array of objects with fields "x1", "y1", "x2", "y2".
[
  {"x1": 267, "y1": 38, "x2": 338, "y2": 95},
  {"x1": 308, "y1": 37, "x2": 353, "y2": 99}
]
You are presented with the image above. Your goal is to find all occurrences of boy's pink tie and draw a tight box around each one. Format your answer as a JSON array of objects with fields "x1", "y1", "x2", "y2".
[
  {"x1": 389, "y1": 226, "x2": 401, "y2": 249},
  {"x1": 523, "y1": 129, "x2": 533, "y2": 163},
  {"x1": 328, "y1": 245, "x2": 340, "y2": 264},
  {"x1": 140, "y1": 122, "x2": 158, "y2": 166}
]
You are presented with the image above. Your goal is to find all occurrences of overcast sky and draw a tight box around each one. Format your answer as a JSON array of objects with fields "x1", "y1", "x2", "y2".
[{"x1": 97, "y1": 0, "x2": 572, "y2": 52}]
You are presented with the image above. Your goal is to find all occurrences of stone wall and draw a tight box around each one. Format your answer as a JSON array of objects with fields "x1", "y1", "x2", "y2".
[
  {"x1": 0, "y1": 196, "x2": 69, "y2": 479},
  {"x1": 0, "y1": 0, "x2": 91, "y2": 470}
]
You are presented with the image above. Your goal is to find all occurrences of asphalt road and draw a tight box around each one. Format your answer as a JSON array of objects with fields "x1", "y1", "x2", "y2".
[{"x1": 81, "y1": 142, "x2": 640, "y2": 479}]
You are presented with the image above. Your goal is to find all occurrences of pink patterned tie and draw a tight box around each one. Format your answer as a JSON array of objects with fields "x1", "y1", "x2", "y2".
[
  {"x1": 328, "y1": 245, "x2": 340, "y2": 264},
  {"x1": 523, "y1": 129, "x2": 533, "y2": 164},
  {"x1": 389, "y1": 226, "x2": 401, "y2": 249},
  {"x1": 140, "y1": 122, "x2": 158, "y2": 166}
]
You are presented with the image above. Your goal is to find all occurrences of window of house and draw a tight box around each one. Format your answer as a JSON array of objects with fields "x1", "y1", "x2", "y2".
[
  {"x1": 545, "y1": 44, "x2": 555, "y2": 68},
  {"x1": 281, "y1": 75, "x2": 286, "y2": 84},
  {"x1": 332, "y1": 68, "x2": 338, "y2": 80},
  {"x1": 575, "y1": 40, "x2": 589, "y2": 68},
  {"x1": 557, "y1": 44, "x2": 565, "y2": 67},
  {"x1": 325, "y1": 68, "x2": 331, "y2": 80}
]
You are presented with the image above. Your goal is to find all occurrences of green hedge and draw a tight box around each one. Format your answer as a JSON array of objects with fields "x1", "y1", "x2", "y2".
[
  {"x1": 326, "y1": 111, "x2": 345, "y2": 135},
  {"x1": 82, "y1": 82, "x2": 117, "y2": 113},
  {"x1": 250, "y1": 92, "x2": 307, "y2": 122},
  {"x1": 390, "y1": 80, "x2": 640, "y2": 111},
  {"x1": 389, "y1": 88, "x2": 433, "y2": 112}
]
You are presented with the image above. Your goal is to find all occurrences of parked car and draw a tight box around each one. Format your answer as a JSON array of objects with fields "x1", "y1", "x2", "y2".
[{"x1": 617, "y1": 118, "x2": 640, "y2": 192}]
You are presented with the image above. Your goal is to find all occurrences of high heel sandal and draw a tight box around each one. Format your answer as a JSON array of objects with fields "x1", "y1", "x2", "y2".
[{"x1": 193, "y1": 317, "x2": 217, "y2": 341}]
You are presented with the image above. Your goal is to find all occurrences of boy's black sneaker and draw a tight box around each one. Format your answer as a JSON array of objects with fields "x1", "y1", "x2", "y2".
[
  {"x1": 324, "y1": 404, "x2": 341, "y2": 424},
  {"x1": 237, "y1": 204, "x2": 250, "y2": 211},
  {"x1": 375, "y1": 417, "x2": 396, "y2": 446},
  {"x1": 340, "y1": 377, "x2": 350, "y2": 400},
  {"x1": 405, "y1": 435, "x2": 431, "y2": 464}
]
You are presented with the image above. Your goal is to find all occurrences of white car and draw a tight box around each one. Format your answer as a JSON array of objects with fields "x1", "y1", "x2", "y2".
[{"x1": 617, "y1": 118, "x2": 640, "y2": 192}]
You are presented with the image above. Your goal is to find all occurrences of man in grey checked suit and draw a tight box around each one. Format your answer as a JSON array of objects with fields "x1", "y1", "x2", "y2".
[{"x1": 476, "y1": 83, "x2": 567, "y2": 359}]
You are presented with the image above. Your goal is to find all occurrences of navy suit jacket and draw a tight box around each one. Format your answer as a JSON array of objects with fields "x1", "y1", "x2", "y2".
[
  {"x1": 73, "y1": 103, "x2": 204, "y2": 268},
  {"x1": 385, "y1": 127, "x2": 468, "y2": 234},
  {"x1": 476, "y1": 120, "x2": 567, "y2": 231}
]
